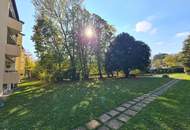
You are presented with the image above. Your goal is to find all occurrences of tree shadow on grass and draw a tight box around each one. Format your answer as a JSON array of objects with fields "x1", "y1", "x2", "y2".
[
  {"x1": 0, "y1": 77, "x2": 171, "y2": 129},
  {"x1": 121, "y1": 79, "x2": 190, "y2": 130}
]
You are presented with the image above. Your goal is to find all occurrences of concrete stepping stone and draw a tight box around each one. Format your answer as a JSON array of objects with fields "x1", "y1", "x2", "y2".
[
  {"x1": 130, "y1": 105, "x2": 142, "y2": 112},
  {"x1": 74, "y1": 80, "x2": 179, "y2": 130},
  {"x1": 99, "y1": 114, "x2": 111, "y2": 123},
  {"x1": 150, "y1": 94, "x2": 158, "y2": 98},
  {"x1": 142, "y1": 100, "x2": 151, "y2": 104},
  {"x1": 136, "y1": 103, "x2": 146, "y2": 108},
  {"x1": 155, "y1": 89, "x2": 167, "y2": 95},
  {"x1": 115, "y1": 106, "x2": 126, "y2": 112},
  {"x1": 117, "y1": 114, "x2": 131, "y2": 123},
  {"x1": 137, "y1": 96, "x2": 144, "y2": 100},
  {"x1": 124, "y1": 109, "x2": 137, "y2": 116},
  {"x1": 73, "y1": 127, "x2": 86, "y2": 130},
  {"x1": 121, "y1": 103, "x2": 132, "y2": 108},
  {"x1": 145, "y1": 98, "x2": 155, "y2": 102},
  {"x1": 128, "y1": 101, "x2": 136, "y2": 105},
  {"x1": 98, "y1": 126, "x2": 110, "y2": 130},
  {"x1": 143, "y1": 94, "x2": 150, "y2": 97},
  {"x1": 148, "y1": 96, "x2": 157, "y2": 100},
  {"x1": 133, "y1": 98, "x2": 141, "y2": 102},
  {"x1": 86, "y1": 120, "x2": 101, "y2": 129},
  {"x1": 107, "y1": 110, "x2": 119, "y2": 117},
  {"x1": 106, "y1": 119, "x2": 123, "y2": 130}
]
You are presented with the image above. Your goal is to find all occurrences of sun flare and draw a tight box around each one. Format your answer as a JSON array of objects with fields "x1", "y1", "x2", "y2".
[{"x1": 85, "y1": 26, "x2": 94, "y2": 38}]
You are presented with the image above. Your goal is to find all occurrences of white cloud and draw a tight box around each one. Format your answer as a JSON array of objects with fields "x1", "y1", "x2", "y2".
[
  {"x1": 135, "y1": 21, "x2": 152, "y2": 32},
  {"x1": 176, "y1": 32, "x2": 190, "y2": 38},
  {"x1": 135, "y1": 20, "x2": 157, "y2": 35}
]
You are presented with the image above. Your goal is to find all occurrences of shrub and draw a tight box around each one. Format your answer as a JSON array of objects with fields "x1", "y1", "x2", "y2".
[
  {"x1": 184, "y1": 67, "x2": 190, "y2": 75},
  {"x1": 130, "y1": 69, "x2": 141, "y2": 75},
  {"x1": 162, "y1": 74, "x2": 169, "y2": 78},
  {"x1": 129, "y1": 74, "x2": 137, "y2": 78},
  {"x1": 150, "y1": 67, "x2": 184, "y2": 74}
]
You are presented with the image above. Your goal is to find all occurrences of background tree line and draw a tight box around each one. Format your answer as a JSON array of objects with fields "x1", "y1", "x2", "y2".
[
  {"x1": 31, "y1": 0, "x2": 150, "y2": 82},
  {"x1": 151, "y1": 35, "x2": 190, "y2": 74}
]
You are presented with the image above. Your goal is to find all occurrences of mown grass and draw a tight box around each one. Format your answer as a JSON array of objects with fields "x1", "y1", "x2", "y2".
[
  {"x1": 120, "y1": 75, "x2": 190, "y2": 130},
  {"x1": 169, "y1": 73, "x2": 190, "y2": 80},
  {"x1": 0, "y1": 77, "x2": 170, "y2": 129}
]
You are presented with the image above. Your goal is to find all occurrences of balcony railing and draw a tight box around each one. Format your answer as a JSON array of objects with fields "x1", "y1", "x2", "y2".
[
  {"x1": 5, "y1": 44, "x2": 20, "y2": 57},
  {"x1": 7, "y1": 17, "x2": 22, "y2": 32},
  {"x1": 3, "y1": 71, "x2": 19, "y2": 84}
]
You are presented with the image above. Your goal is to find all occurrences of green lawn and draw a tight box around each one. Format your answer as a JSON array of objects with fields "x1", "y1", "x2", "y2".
[
  {"x1": 120, "y1": 76, "x2": 190, "y2": 130},
  {"x1": 169, "y1": 73, "x2": 190, "y2": 80},
  {"x1": 0, "y1": 77, "x2": 170, "y2": 129}
]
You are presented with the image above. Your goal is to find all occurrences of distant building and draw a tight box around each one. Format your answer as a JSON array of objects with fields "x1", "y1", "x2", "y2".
[{"x1": 0, "y1": 0, "x2": 24, "y2": 95}]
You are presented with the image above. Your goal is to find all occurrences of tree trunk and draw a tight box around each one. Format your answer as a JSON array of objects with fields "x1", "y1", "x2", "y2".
[
  {"x1": 97, "y1": 58, "x2": 103, "y2": 79},
  {"x1": 111, "y1": 72, "x2": 114, "y2": 77},
  {"x1": 117, "y1": 71, "x2": 119, "y2": 77},
  {"x1": 124, "y1": 70, "x2": 130, "y2": 78},
  {"x1": 70, "y1": 58, "x2": 77, "y2": 81}
]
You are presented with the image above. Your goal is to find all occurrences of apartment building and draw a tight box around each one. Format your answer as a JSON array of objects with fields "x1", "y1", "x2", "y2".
[{"x1": 0, "y1": 0, "x2": 23, "y2": 95}]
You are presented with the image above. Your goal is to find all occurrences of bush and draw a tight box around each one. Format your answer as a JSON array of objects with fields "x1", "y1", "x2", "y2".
[
  {"x1": 52, "y1": 69, "x2": 80, "y2": 82},
  {"x1": 150, "y1": 67, "x2": 184, "y2": 74},
  {"x1": 184, "y1": 67, "x2": 190, "y2": 75},
  {"x1": 129, "y1": 74, "x2": 137, "y2": 78},
  {"x1": 162, "y1": 74, "x2": 169, "y2": 78},
  {"x1": 130, "y1": 69, "x2": 141, "y2": 75},
  {"x1": 39, "y1": 71, "x2": 52, "y2": 82}
]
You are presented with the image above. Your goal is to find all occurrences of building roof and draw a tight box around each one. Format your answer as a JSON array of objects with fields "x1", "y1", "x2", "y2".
[
  {"x1": 10, "y1": 0, "x2": 24, "y2": 24},
  {"x1": 11, "y1": 0, "x2": 19, "y2": 20}
]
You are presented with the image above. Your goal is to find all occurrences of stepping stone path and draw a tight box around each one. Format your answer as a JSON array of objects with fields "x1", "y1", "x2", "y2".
[
  {"x1": 73, "y1": 80, "x2": 179, "y2": 130},
  {"x1": 86, "y1": 120, "x2": 101, "y2": 129},
  {"x1": 99, "y1": 114, "x2": 111, "y2": 123}
]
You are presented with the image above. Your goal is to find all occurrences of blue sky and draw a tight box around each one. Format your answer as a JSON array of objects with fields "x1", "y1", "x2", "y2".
[{"x1": 16, "y1": 0, "x2": 190, "y2": 58}]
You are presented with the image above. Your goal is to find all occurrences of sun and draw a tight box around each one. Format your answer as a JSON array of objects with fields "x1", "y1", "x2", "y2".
[{"x1": 85, "y1": 26, "x2": 94, "y2": 39}]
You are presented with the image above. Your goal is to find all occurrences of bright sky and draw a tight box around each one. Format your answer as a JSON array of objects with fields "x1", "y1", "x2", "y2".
[{"x1": 16, "y1": 0, "x2": 190, "y2": 58}]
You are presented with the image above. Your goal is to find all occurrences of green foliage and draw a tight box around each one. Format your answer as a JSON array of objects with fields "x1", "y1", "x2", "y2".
[
  {"x1": 32, "y1": 16, "x2": 66, "y2": 81},
  {"x1": 150, "y1": 67, "x2": 184, "y2": 74},
  {"x1": 153, "y1": 53, "x2": 168, "y2": 61},
  {"x1": 162, "y1": 74, "x2": 169, "y2": 78},
  {"x1": 152, "y1": 53, "x2": 183, "y2": 68},
  {"x1": 105, "y1": 33, "x2": 151, "y2": 77},
  {"x1": 32, "y1": 0, "x2": 116, "y2": 81},
  {"x1": 130, "y1": 69, "x2": 141, "y2": 75},
  {"x1": 182, "y1": 35, "x2": 190, "y2": 73},
  {"x1": 169, "y1": 73, "x2": 190, "y2": 80}
]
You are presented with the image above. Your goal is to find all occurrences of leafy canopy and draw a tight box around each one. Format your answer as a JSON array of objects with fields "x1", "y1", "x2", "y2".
[{"x1": 105, "y1": 32, "x2": 151, "y2": 77}]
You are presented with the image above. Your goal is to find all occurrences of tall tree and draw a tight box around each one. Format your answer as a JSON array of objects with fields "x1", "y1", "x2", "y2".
[
  {"x1": 152, "y1": 53, "x2": 168, "y2": 68},
  {"x1": 91, "y1": 14, "x2": 116, "y2": 79},
  {"x1": 182, "y1": 35, "x2": 190, "y2": 73},
  {"x1": 33, "y1": 0, "x2": 84, "y2": 80},
  {"x1": 32, "y1": 15, "x2": 65, "y2": 81},
  {"x1": 163, "y1": 54, "x2": 183, "y2": 67},
  {"x1": 105, "y1": 33, "x2": 151, "y2": 77},
  {"x1": 33, "y1": 0, "x2": 116, "y2": 81},
  {"x1": 74, "y1": 7, "x2": 92, "y2": 79}
]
